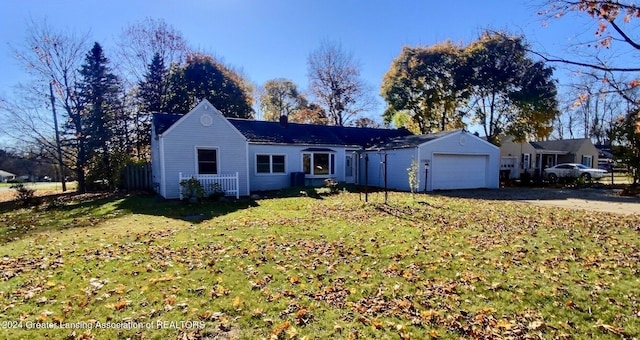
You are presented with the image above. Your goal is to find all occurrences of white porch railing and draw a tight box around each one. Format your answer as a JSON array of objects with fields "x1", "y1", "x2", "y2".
[{"x1": 179, "y1": 172, "x2": 240, "y2": 199}]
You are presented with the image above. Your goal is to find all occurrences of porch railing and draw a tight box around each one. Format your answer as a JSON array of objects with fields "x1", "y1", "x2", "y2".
[{"x1": 179, "y1": 172, "x2": 239, "y2": 199}]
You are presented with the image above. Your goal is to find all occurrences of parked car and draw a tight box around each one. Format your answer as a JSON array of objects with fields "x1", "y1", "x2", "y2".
[{"x1": 544, "y1": 163, "x2": 608, "y2": 181}]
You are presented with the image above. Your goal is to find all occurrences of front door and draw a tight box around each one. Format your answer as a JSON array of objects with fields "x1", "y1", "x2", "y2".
[{"x1": 345, "y1": 154, "x2": 356, "y2": 183}]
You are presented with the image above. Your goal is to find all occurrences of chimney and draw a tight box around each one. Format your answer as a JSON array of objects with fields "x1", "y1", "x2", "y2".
[{"x1": 279, "y1": 115, "x2": 288, "y2": 128}]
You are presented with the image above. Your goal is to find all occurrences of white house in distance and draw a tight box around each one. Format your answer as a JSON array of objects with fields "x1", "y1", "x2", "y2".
[
  {"x1": 0, "y1": 170, "x2": 16, "y2": 182},
  {"x1": 150, "y1": 100, "x2": 500, "y2": 199}
]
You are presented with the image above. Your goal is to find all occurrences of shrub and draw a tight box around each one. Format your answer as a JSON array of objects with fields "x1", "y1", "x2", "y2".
[
  {"x1": 324, "y1": 178, "x2": 339, "y2": 194},
  {"x1": 208, "y1": 182, "x2": 225, "y2": 201},
  {"x1": 180, "y1": 177, "x2": 205, "y2": 203},
  {"x1": 10, "y1": 183, "x2": 35, "y2": 206}
]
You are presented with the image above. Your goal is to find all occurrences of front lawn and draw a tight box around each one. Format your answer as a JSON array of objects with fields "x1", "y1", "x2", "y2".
[{"x1": 0, "y1": 190, "x2": 638, "y2": 339}]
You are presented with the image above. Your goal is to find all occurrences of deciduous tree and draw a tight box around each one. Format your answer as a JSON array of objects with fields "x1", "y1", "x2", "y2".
[
  {"x1": 3, "y1": 19, "x2": 89, "y2": 191},
  {"x1": 116, "y1": 17, "x2": 190, "y2": 86},
  {"x1": 464, "y1": 32, "x2": 559, "y2": 143},
  {"x1": 166, "y1": 53, "x2": 254, "y2": 118},
  {"x1": 307, "y1": 41, "x2": 375, "y2": 126},
  {"x1": 381, "y1": 43, "x2": 468, "y2": 134},
  {"x1": 260, "y1": 79, "x2": 305, "y2": 121}
]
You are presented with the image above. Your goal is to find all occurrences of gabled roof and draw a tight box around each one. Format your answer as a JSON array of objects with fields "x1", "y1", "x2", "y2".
[
  {"x1": 152, "y1": 113, "x2": 182, "y2": 135},
  {"x1": 152, "y1": 113, "x2": 412, "y2": 148},
  {"x1": 367, "y1": 130, "x2": 462, "y2": 150},
  {"x1": 531, "y1": 138, "x2": 591, "y2": 154},
  {"x1": 228, "y1": 119, "x2": 411, "y2": 147}
]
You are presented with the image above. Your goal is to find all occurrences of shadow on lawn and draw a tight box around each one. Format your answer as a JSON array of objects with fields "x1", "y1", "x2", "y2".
[
  {"x1": 0, "y1": 192, "x2": 260, "y2": 243},
  {"x1": 113, "y1": 194, "x2": 260, "y2": 222}
]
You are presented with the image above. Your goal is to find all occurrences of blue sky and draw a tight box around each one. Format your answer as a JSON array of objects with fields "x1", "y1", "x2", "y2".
[{"x1": 0, "y1": 0, "x2": 597, "y2": 121}]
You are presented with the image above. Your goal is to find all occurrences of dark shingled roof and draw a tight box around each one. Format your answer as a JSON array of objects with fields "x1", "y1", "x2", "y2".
[
  {"x1": 153, "y1": 113, "x2": 182, "y2": 135},
  {"x1": 367, "y1": 130, "x2": 461, "y2": 150},
  {"x1": 152, "y1": 113, "x2": 412, "y2": 148},
  {"x1": 531, "y1": 139, "x2": 590, "y2": 154}
]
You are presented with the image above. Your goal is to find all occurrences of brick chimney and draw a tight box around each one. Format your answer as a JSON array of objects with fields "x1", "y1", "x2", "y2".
[{"x1": 279, "y1": 115, "x2": 288, "y2": 128}]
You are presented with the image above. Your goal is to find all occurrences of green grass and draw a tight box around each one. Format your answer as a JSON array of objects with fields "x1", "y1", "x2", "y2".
[{"x1": 0, "y1": 189, "x2": 638, "y2": 339}]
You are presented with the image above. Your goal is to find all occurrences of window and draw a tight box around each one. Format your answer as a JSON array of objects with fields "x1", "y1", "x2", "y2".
[
  {"x1": 197, "y1": 148, "x2": 218, "y2": 174},
  {"x1": 521, "y1": 153, "x2": 531, "y2": 170},
  {"x1": 302, "y1": 152, "x2": 335, "y2": 176},
  {"x1": 256, "y1": 154, "x2": 286, "y2": 174},
  {"x1": 581, "y1": 155, "x2": 593, "y2": 168}
]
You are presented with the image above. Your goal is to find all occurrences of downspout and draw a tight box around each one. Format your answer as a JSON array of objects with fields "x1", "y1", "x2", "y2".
[
  {"x1": 159, "y1": 135, "x2": 167, "y2": 198},
  {"x1": 245, "y1": 141, "x2": 250, "y2": 196}
]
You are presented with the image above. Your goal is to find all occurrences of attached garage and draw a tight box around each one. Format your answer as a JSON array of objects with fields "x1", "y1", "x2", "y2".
[
  {"x1": 431, "y1": 154, "x2": 489, "y2": 190},
  {"x1": 363, "y1": 130, "x2": 499, "y2": 192}
]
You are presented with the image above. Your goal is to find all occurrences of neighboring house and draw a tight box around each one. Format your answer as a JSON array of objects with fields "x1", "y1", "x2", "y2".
[
  {"x1": 0, "y1": 170, "x2": 16, "y2": 182},
  {"x1": 364, "y1": 130, "x2": 500, "y2": 192},
  {"x1": 499, "y1": 136, "x2": 600, "y2": 179},
  {"x1": 151, "y1": 100, "x2": 500, "y2": 199}
]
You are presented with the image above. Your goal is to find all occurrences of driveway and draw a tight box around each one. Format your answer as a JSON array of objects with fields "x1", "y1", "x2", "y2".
[{"x1": 436, "y1": 187, "x2": 640, "y2": 215}]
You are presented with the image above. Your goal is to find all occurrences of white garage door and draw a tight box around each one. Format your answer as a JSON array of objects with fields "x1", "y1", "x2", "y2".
[{"x1": 432, "y1": 154, "x2": 488, "y2": 190}]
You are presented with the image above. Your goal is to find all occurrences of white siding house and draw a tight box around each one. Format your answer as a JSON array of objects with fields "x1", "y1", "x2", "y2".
[
  {"x1": 151, "y1": 100, "x2": 500, "y2": 198},
  {"x1": 151, "y1": 100, "x2": 249, "y2": 199},
  {"x1": 363, "y1": 130, "x2": 500, "y2": 192},
  {"x1": 151, "y1": 100, "x2": 411, "y2": 198}
]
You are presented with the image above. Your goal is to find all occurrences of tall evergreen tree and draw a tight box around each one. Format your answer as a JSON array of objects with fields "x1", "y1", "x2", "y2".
[
  {"x1": 138, "y1": 53, "x2": 169, "y2": 113},
  {"x1": 76, "y1": 42, "x2": 123, "y2": 190},
  {"x1": 135, "y1": 53, "x2": 168, "y2": 157}
]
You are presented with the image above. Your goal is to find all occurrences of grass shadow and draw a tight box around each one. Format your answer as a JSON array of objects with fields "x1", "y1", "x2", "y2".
[{"x1": 0, "y1": 192, "x2": 259, "y2": 243}]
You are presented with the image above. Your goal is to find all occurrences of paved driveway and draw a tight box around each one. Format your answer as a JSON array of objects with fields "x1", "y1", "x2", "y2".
[{"x1": 436, "y1": 187, "x2": 640, "y2": 215}]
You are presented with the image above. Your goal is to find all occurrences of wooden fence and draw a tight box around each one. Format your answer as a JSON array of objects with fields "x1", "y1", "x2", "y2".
[{"x1": 122, "y1": 163, "x2": 153, "y2": 191}]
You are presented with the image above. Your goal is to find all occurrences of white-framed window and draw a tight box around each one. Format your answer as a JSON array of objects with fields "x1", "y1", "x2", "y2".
[
  {"x1": 256, "y1": 154, "x2": 286, "y2": 174},
  {"x1": 522, "y1": 153, "x2": 531, "y2": 170},
  {"x1": 302, "y1": 152, "x2": 335, "y2": 177},
  {"x1": 582, "y1": 155, "x2": 593, "y2": 168},
  {"x1": 196, "y1": 147, "x2": 218, "y2": 174}
]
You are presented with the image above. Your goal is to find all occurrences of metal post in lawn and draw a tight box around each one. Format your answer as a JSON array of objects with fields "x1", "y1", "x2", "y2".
[
  {"x1": 383, "y1": 153, "x2": 388, "y2": 205},
  {"x1": 364, "y1": 154, "x2": 369, "y2": 203}
]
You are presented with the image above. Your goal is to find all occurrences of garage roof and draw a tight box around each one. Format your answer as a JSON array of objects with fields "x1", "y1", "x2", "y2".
[{"x1": 366, "y1": 130, "x2": 461, "y2": 150}]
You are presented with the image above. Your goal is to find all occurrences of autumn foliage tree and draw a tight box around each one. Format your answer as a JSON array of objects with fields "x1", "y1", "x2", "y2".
[
  {"x1": 465, "y1": 32, "x2": 559, "y2": 143},
  {"x1": 382, "y1": 32, "x2": 559, "y2": 142},
  {"x1": 260, "y1": 79, "x2": 305, "y2": 121},
  {"x1": 166, "y1": 53, "x2": 254, "y2": 118},
  {"x1": 381, "y1": 42, "x2": 468, "y2": 134}
]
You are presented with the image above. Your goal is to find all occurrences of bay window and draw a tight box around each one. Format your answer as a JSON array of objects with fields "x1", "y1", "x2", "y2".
[{"x1": 302, "y1": 151, "x2": 335, "y2": 177}]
